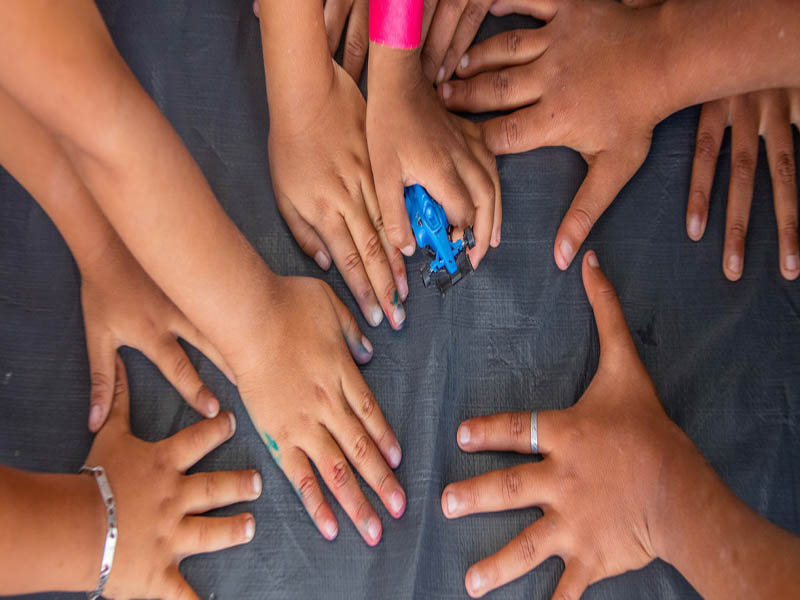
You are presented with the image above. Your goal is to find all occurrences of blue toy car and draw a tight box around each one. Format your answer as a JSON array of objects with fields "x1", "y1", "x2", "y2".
[{"x1": 404, "y1": 184, "x2": 475, "y2": 295}]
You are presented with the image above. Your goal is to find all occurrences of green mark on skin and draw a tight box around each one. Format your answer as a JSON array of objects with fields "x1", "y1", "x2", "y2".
[
  {"x1": 262, "y1": 431, "x2": 281, "y2": 467},
  {"x1": 392, "y1": 290, "x2": 400, "y2": 306}
]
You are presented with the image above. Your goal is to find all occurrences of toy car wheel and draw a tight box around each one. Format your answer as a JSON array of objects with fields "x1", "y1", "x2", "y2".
[
  {"x1": 420, "y1": 264, "x2": 432, "y2": 287},
  {"x1": 463, "y1": 227, "x2": 475, "y2": 249}
]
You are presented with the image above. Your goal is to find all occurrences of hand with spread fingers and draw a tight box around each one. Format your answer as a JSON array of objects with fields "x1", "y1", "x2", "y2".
[
  {"x1": 421, "y1": 0, "x2": 494, "y2": 86},
  {"x1": 443, "y1": 251, "x2": 800, "y2": 599},
  {"x1": 235, "y1": 275, "x2": 406, "y2": 547},
  {"x1": 438, "y1": 0, "x2": 661, "y2": 271},
  {"x1": 367, "y1": 46, "x2": 502, "y2": 268},
  {"x1": 686, "y1": 89, "x2": 800, "y2": 281},
  {"x1": 259, "y1": 0, "x2": 408, "y2": 329},
  {"x1": 88, "y1": 356, "x2": 260, "y2": 600}
]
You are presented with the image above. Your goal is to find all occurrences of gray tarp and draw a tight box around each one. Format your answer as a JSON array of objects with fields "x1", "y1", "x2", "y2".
[{"x1": 1, "y1": 2, "x2": 798, "y2": 598}]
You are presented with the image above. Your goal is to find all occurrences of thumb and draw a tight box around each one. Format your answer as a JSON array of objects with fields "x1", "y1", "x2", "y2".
[
  {"x1": 581, "y1": 251, "x2": 638, "y2": 362},
  {"x1": 371, "y1": 152, "x2": 416, "y2": 256},
  {"x1": 105, "y1": 354, "x2": 131, "y2": 433},
  {"x1": 86, "y1": 331, "x2": 116, "y2": 433}
]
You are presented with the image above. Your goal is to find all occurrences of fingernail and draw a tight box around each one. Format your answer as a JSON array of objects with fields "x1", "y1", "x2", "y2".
[
  {"x1": 494, "y1": 229, "x2": 501, "y2": 246},
  {"x1": 388, "y1": 444, "x2": 402, "y2": 468},
  {"x1": 369, "y1": 306, "x2": 384, "y2": 327},
  {"x1": 252, "y1": 472, "x2": 262, "y2": 496},
  {"x1": 446, "y1": 491, "x2": 459, "y2": 515},
  {"x1": 687, "y1": 215, "x2": 703, "y2": 241},
  {"x1": 398, "y1": 277, "x2": 409, "y2": 302},
  {"x1": 367, "y1": 517, "x2": 381, "y2": 542},
  {"x1": 558, "y1": 239, "x2": 574, "y2": 270},
  {"x1": 458, "y1": 425, "x2": 470, "y2": 445},
  {"x1": 392, "y1": 303, "x2": 406, "y2": 329},
  {"x1": 436, "y1": 66, "x2": 445, "y2": 83},
  {"x1": 401, "y1": 244, "x2": 415, "y2": 257},
  {"x1": 314, "y1": 250, "x2": 331, "y2": 270},
  {"x1": 727, "y1": 253, "x2": 742, "y2": 274},
  {"x1": 587, "y1": 252, "x2": 599, "y2": 268},
  {"x1": 459, "y1": 53, "x2": 469, "y2": 71},
  {"x1": 228, "y1": 411, "x2": 237, "y2": 434},
  {"x1": 252, "y1": 0, "x2": 260, "y2": 18},
  {"x1": 390, "y1": 490, "x2": 405, "y2": 515},
  {"x1": 361, "y1": 335, "x2": 373, "y2": 355},
  {"x1": 206, "y1": 396, "x2": 220, "y2": 418},
  {"x1": 88, "y1": 404, "x2": 102, "y2": 430},
  {"x1": 469, "y1": 569, "x2": 483, "y2": 593},
  {"x1": 324, "y1": 520, "x2": 338, "y2": 540},
  {"x1": 244, "y1": 516, "x2": 255, "y2": 541},
  {"x1": 441, "y1": 82, "x2": 452, "y2": 100},
  {"x1": 785, "y1": 253, "x2": 798, "y2": 272}
]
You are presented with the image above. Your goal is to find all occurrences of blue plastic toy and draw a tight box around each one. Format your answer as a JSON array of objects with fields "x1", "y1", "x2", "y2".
[{"x1": 404, "y1": 184, "x2": 475, "y2": 295}]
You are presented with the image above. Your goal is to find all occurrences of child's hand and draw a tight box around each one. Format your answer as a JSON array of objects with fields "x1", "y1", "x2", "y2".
[
  {"x1": 268, "y1": 61, "x2": 408, "y2": 329},
  {"x1": 438, "y1": 0, "x2": 664, "y2": 270},
  {"x1": 233, "y1": 275, "x2": 406, "y2": 546},
  {"x1": 86, "y1": 356, "x2": 260, "y2": 600},
  {"x1": 367, "y1": 50, "x2": 501, "y2": 268},
  {"x1": 686, "y1": 89, "x2": 799, "y2": 281},
  {"x1": 81, "y1": 239, "x2": 234, "y2": 432}
]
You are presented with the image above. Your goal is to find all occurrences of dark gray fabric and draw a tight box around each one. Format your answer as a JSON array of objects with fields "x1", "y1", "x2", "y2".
[{"x1": 1, "y1": 2, "x2": 798, "y2": 598}]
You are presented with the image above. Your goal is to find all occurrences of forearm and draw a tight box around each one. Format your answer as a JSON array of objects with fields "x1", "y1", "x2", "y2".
[
  {"x1": 0, "y1": 466, "x2": 104, "y2": 594},
  {"x1": 368, "y1": 0, "x2": 425, "y2": 90},
  {"x1": 655, "y1": 0, "x2": 800, "y2": 118},
  {"x1": 652, "y1": 437, "x2": 800, "y2": 598}
]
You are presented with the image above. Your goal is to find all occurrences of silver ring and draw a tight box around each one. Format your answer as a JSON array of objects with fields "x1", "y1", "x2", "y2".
[{"x1": 530, "y1": 410, "x2": 538, "y2": 454}]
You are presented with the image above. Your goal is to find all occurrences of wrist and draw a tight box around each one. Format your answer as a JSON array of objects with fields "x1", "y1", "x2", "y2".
[{"x1": 367, "y1": 44, "x2": 424, "y2": 93}]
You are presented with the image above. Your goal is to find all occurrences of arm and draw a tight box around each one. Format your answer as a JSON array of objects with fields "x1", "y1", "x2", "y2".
[
  {"x1": 0, "y1": 88, "x2": 233, "y2": 431},
  {"x1": 0, "y1": 0, "x2": 405, "y2": 546}
]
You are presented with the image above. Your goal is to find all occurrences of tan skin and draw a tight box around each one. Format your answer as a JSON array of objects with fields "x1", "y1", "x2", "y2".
[
  {"x1": 0, "y1": 357, "x2": 261, "y2": 598},
  {"x1": 437, "y1": 0, "x2": 800, "y2": 272},
  {"x1": 0, "y1": 0, "x2": 404, "y2": 546},
  {"x1": 256, "y1": 0, "x2": 408, "y2": 328},
  {"x1": 0, "y1": 88, "x2": 235, "y2": 432},
  {"x1": 443, "y1": 251, "x2": 800, "y2": 599}
]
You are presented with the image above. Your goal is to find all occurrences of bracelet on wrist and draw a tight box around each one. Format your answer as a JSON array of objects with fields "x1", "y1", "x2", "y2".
[{"x1": 80, "y1": 465, "x2": 117, "y2": 600}]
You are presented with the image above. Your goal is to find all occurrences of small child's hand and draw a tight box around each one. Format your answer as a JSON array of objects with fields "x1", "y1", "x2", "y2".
[
  {"x1": 233, "y1": 275, "x2": 406, "y2": 546},
  {"x1": 367, "y1": 50, "x2": 501, "y2": 268},
  {"x1": 80, "y1": 238, "x2": 234, "y2": 432},
  {"x1": 268, "y1": 61, "x2": 408, "y2": 329},
  {"x1": 86, "y1": 356, "x2": 260, "y2": 599},
  {"x1": 685, "y1": 89, "x2": 799, "y2": 281}
]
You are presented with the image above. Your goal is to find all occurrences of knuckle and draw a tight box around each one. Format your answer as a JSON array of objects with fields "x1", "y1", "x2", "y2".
[
  {"x1": 731, "y1": 151, "x2": 756, "y2": 183},
  {"x1": 358, "y1": 389, "x2": 376, "y2": 419},
  {"x1": 362, "y1": 231, "x2": 383, "y2": 263},
  {"x1": 172, "y1": 352, "x2": 193, "y2": 385},
  {"x1": 517, "y1": 529, "x2": 539, "y2": 565},
  {"x1": 371, "y1": 213, "x2": 386, "y2": 235},
  {"x1": 694, "y1": 131, "x2": 718, "y2": 162},
  {"x1": 351, "y1": 433, "x2": 370, "y2": 464},
  {"x1": 505, "y1": 30, "x2": 522, "y2": 56},
  {"x1": 313, "y1": 383, "x2": 334, "y2": 410},
  {"x1": 354, "y1": 499, "x2": 372, "y2": 523},
  {"x1": 493, "y1": 71, "x2": 512, "y2": 102},
  {"x1": 507, "y1": 412, "x2": 526, "y2": 439},
  {"x1": 204, "y1": 474, "x2": 217, "y2": 501},
  {"x1": 385, "y1": 223, "x2": 408, "y2": 246},
  {"x1": 341, "y1": 249, "x2": 363, "y2": 275},
  {"x1": 344, "y1": 35, "x2": 367, "y2": 63},
  {"x1": 297, "y1": 474, "x2": 318, "y2": 503},
  {"x1": 190, "y1": 424, "x2": 209, "y2": 452},
  {"x1": 376, "y1": 470, "x2": 392, "y2": 495},
  {"x1": 463, "y1": 2, "x2": 486, "y2": 28},
  {"x1": 774, "y1": 151, "x2": 796, "y2": 184},
  {"x1": 502, "y1": 469, "x2": 523, "y2": 501},
  {"x1": 727, "y1": 218, "x2": 748, "y2": 241},
  {"x1": 330, "y1": 460, "x2": 351, "y2": 489},
  {"x1": 689, "y1": 188, "x2": 709, "y2": 210},
  {"x1": 779, "y1": 216, "x2": 799, "y2": 239},
  {"x1": 502, "y1": 116, "x2": 520, "y2": 152},
  {"x1": 568, "y1": 204, "x2": 596, "y2": 238},
  {"x1": 90, "y1": 371, "x2": 112, "y2": 403}
]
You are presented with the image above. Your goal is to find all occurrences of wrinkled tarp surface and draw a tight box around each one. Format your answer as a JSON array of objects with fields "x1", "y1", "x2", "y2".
[{"x1": 1, "y1": 2, "x2": 798, "y2": 599}]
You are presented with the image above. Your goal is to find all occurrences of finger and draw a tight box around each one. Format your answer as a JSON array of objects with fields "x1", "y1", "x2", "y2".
[
  {"x1": 342, "y1": 196, "x2": 406, "y2": 329},
  {"x1": 455, "y1": 28, "x2": 549, "y2": 79},
  {"x1": 252, "y1": 0, "x2": 259, "y2": 19},
  {"x1": 172, "y1": 318, "x2": 237, "y2": 385},
  {"x1": 371, "y1": 151, "x2": 416, "y2": 255},
  {"x1": 319, "y1": 213, "x2": 384, "y2": 327},
  {"x1": 159, "y1": 568, "x2": 201, "y2": 600},
  {"x1": 85, "y1": 331, "x2": 116, "y2": 432},
  {"x1": 455, "y1": 151, "x2": 495, "y2": 268},
  {"x1": 341, "y1": 362, "x2": 403, "y2": 470},
  {"x1": 440, "y1": 63, "x2": 544, "y2": 113},
  {"x1": 441, "y1": 463, "x2": 553, "y2": 518},
  {"x1": 551, "y1": 560, "x2": 594, "y2": 600},
  {"x1": 106, "y1": 354, "x2": 131, "y2": 433},
  {"x1": 181, "y1": 469, "x2": 262, "y2": 514},
  {"x1": 687, "y1": 100, "x2": 727, "y2": 241},
  {"x1": 342, "y1": 0, "x2": 369, "y2": 82},
  {"x1": 440, "y1": 0, "x2": 492, "y2": 82},
  {"x1": 723, "y1": 99, "x2": 759, "y2": 281},
  {"x1": 323, "y1": 283, "x2": 375, "y2": 364},
  {"x1": 582, "y1": 250, "x2": 639, "y2": 361},
  {"x1": 554, "y1": 151, "x2": 646, "y2": 270},
  {"x1": 277, "y1": 195, "x2": 332, "y2": 271},
  {"x1": 490, "y1": 155, "x2": 502, "y2": 247},
  {"x1": 309, "y1": 427, "x2": 383, "y2": 546},
  {"x1": 456, "y1": 410, "x2": 558, "y2": 455},
  {"x1": 421, "y1": 0, "x2": 468, "y2": 82},
  {"x1": 174, "y1": 513, "x2": 255, "y2": 556},
  {"x1": 418, "y1": 157, "x2": 476, "y2": 228},
  {"x1": 763, "y1": 116, "x2": 799, "y2": 280},
  {"x1": 326, "y1": 396, "x2": 406, "y2": 519},
  {"x1": 149, "y1": 334, "x2": 220, "y2": 419},
  {"x1": 166, "y1": 411, "x2": 237, "y2": 473},
  {"x1": 465, "y1": 516, "x2": 559, "y2": 598},
  {"x1": 489, "y1": 0, "x2": 558, "y2": 21},
  {"x1": 323, "y1": 0, "x2": 353, "y2": 55},
  {"x1": 361, "y1": 174, "x2": 409, "y2": 302},
  {"x1": 480, "y1": 103, "x2": 557, "y2": 155},
  {"x1": 280, "y1": 446, "x2": 339, "y2": 540}
]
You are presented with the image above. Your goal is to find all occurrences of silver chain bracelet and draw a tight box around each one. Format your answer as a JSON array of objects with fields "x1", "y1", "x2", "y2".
[{"x1": 81, "y1": 465, "x2": 118, "y2": 600}]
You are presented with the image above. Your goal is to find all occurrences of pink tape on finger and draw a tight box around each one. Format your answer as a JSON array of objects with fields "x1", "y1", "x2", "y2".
[{"x1": 369, "y1": 0, "x2": 424, "y2": 49}]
